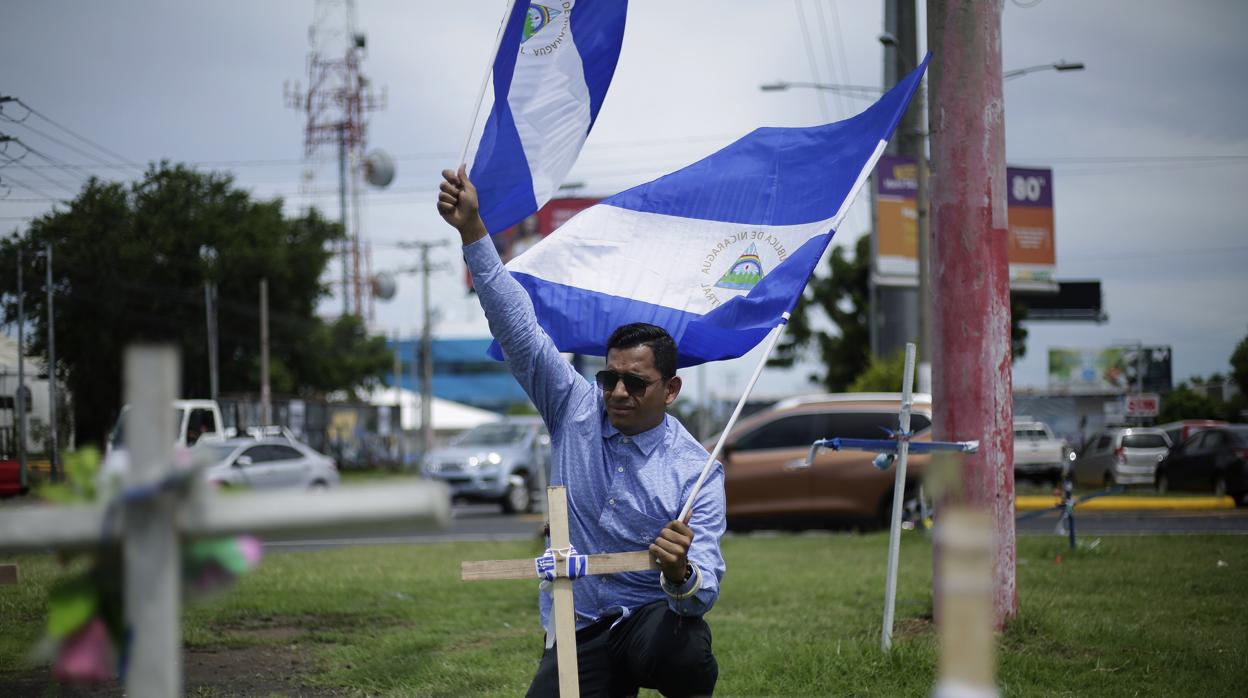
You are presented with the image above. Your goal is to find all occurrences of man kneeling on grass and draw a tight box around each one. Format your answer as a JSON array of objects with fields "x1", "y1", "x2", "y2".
[{"x1": 439, "y1": 166, "x2": 725, "y2": 697}]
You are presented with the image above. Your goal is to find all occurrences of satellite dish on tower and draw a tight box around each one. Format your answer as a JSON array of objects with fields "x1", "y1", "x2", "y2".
[
  {"x1": 371, "y1": 272, "x2": 397, "y2": 301},
  {"x1": 364, "y1": 149, "x2": 395, "y2": 188}
]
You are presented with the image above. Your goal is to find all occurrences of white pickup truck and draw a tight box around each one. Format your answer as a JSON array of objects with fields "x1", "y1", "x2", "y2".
[
  {"x1": 108, "y1": 399, "x2": 228, "y2": 452},
  {"x1": 1013, "y1": 418, "x2": 1069, "y2": 483}
]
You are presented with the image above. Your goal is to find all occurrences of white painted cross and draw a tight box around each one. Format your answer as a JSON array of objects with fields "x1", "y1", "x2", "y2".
[
  {"x1": 0, "y1": 345, "x2": 451, "y2": 697},
  {"x1": 802, "y1": 343, "x2": 979, "y2": 652},
  {"x1": 461, "y1": 485, "x2": 659, "y2": 698}
]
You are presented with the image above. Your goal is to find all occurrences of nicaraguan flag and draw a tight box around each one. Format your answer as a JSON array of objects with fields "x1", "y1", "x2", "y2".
[
  {"x1": 471, "y1": 0, "x2": 628, "y2": 234},
  {"x1": 493, "y1": 58, "x2": 929, "y2": 367}
]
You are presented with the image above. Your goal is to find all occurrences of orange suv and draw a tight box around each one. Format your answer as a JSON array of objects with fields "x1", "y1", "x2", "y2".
[{"x1": 714, "y1": 393, "x2": 931, "y2": 529}]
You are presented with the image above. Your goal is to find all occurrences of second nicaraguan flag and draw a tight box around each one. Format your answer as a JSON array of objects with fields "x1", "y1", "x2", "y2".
[
  {"x1": 492, "y1": 58, "x2": 929, "y2": 367},
  {"x1": 471, "y1": 0, "x2": 628, "y2": 234}
]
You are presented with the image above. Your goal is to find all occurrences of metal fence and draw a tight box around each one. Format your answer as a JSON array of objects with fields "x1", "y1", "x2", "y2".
[{"x1": 218, "y1": 396, "x2": 406, "y2": 470}]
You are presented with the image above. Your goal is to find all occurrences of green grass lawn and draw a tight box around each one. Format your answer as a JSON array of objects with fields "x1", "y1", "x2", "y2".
[{"x1": 2, "y1": 531, "x2": 1245, "y2": 696}]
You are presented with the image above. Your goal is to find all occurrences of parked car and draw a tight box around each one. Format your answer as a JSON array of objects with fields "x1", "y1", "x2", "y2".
[
  {"x1": 1072, "y1": 427, "x2": 1171, "y2": 487},
  {"x1": 192, "y1": 436, "x2": 339, "y2": 490},
  {"x1": 714, "y1": 393, "x2": 932, "y2": 529},
  {"x1": 1155, "y1": 419, "x2": 1227, "y2": 452},
  {"x1": 420, "y1": 416, "x2": 550, "y2": 514},
  {"x1": 1012, "y1": 418, "x2": 1068, "y2": 483},
  {"x1": 1155, "y1": 425, "x2": 1248, "y2": 503}
]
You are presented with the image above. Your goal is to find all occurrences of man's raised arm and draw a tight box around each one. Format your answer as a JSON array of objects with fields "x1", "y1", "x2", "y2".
[{"x1": 437, "y1": 166, "x2": 587, "y2": 426}]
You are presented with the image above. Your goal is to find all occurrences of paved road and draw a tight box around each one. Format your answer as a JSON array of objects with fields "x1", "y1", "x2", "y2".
[
  {"x1": 263, "y1": 503, "x2": 1248, "y2": 552},
  {"x1": 1015, "y1": 508, "x2": 1248, "y2": 536}
]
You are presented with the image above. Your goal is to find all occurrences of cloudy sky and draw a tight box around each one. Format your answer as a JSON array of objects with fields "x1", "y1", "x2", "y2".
[{"x1": 2, "y1": 0, "x2": 1246, "y2": 403}]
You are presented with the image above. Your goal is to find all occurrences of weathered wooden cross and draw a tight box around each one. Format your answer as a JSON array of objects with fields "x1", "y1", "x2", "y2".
[
  {"x1": 0, "y1": 345, "x2": 451, "y2": 697},
  {"x1": 461, "y1": 485, "x2": 659, "y2": 697}
]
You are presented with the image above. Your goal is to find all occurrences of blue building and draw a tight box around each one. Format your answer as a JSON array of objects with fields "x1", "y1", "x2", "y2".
[{"x1": 387, "y1": 338, "x2": 529, "y2": 414}]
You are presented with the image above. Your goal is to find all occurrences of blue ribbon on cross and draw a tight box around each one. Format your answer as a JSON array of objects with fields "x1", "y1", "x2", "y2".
[
  {"x1": 805, "y1": 427, "x2": 981, "y2": 470},
  {"x1": 535, "y1": 546, "x2": 589, "y2": 581}
]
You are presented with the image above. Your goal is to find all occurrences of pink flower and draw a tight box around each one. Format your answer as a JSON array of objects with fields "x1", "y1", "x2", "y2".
[
  {"x1": 237, "y1": 535, "x2": 263, "y2": 568},
  {"x1": 52, "y1": 616, "x2": 115, "y2": 684}
]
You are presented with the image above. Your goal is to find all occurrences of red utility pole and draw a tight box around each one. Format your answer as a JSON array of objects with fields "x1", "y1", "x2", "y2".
[{"x1": 927, "y1": 0, "x2": 1017, "y2": 627}]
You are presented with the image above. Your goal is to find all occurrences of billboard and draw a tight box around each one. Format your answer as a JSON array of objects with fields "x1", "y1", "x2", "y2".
[
  {"x1": 874, "y1": 154, "x2": 920, "y2": 279},
  {"x1": 1006, "y1": 167, "x2": 1056, "y2": 289},
  {"x1": 873, "y1": 154, "x2": 1056, "y2": 290},
  {"x1": 1048, "y1": 346, "x2": 1172, "y2": 395}
]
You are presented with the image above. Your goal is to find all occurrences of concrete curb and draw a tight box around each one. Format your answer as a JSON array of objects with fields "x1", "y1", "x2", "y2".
[{"x1": 1015, "y1": 495, "x2": 1237, "y2": 512}]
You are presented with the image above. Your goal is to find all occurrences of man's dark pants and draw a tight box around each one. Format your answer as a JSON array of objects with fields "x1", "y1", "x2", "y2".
[{"x1": 525, "y1": 600, "x2": 717, "y2": 697}]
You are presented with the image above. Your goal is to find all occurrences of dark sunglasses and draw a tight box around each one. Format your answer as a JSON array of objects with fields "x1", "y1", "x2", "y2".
[{"x1": 595, "y1": 370, "x2": 662, "y2": 397}]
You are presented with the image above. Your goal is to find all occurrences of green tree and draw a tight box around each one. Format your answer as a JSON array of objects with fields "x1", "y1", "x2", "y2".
[
  {"x1": 1157, "y1": 384, "x2": 1223, "y2": 424},
  {"x1": 769, "y1": 235, "x2": 872, "y2": 392},
  {"x1": 1231, "y1": 331, "x2": 1248, "y2": 396},
  {"x1": 0, "y1": 164, "x2": 392, "y2": 446},
  {"x1": 848, "y1": 350, "x2": 907, "y2": 392},
  {"x1": 771, "y1": 234, "x2": 1029, "y2": 391}
]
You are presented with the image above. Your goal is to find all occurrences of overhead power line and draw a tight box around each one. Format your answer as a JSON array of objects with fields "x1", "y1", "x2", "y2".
[
  {"x1": 10, "y1": 158, "x2": 80, "y2": 195},
  {"x1": 0, "y1": 172, "x2": 63, "y2": 201},
  {"x1": 0, "y1": 112, "x2": 135, "y2": 175},
  {"x1": 0, "y1": 96, "x2": 144, "y2": 176}
]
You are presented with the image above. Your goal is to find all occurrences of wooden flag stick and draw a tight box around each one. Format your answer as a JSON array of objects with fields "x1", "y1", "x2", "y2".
[
  {"x1": 678, "y1": 314, "x2": 789, "y2": 523},
  {"x1": 458, "y1": 0, "x2": 519, "y2": 168}
]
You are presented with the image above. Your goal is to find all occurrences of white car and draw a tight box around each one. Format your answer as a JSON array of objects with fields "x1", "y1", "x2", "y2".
[
  {"x1": 1013, "y1": 418, "x2": 1069, "y2": 483},
  {"x1": 193, "y1": 437, "x2": 340, "y2": 490}
]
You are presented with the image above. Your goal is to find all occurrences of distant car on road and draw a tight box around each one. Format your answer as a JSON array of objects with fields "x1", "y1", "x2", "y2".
[
  {"x1": 420, "y1": 416, "x2": 550, "y2": 514},
  {"x1": 1072, "y1": 427, "x2": 1171, "y2": 488},
  {"x1": 714, "y1": 393, "x2": 932, "y2": 529},
  {"x1": 192, "y1": 436, "x2": 339, "y2": 490},
  {"x1": 1155, "y1": 425, "x2": 1248, "y2": 504},
  {"x1": 1012, "y1": 418, "x2": 1068, "y2": 483},
  {"x1": 1155, "y1": 419, "x2": 1227, "y2": 452}
]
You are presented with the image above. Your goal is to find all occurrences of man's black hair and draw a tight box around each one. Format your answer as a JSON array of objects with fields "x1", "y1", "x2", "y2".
[{"x1": 607, "y1": 323, "x2": 678, "y2": 379}]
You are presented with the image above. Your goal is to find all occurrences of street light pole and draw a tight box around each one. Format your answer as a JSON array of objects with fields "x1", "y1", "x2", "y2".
[
  {"x1": 15, "y1": 246, "x2": 27, "y2": 490},
  {"x1": 420, "y1": 244, "x2": 434, "y2": 458},
  {"x1": 1003, "y1": 61, "x2": 1085, "y2": 81},
  {"x1": 758, "y1": 81, "x2": 883, "y2": 100},
  {"x1": 200, "y1": 245, "x2": 219, "y2": 402},
  {"x1": 879, "y1": 30, "x2": 932, "y2": 393},
  {"x1": 259, "y1": 278, "x2": 271, "y2": 426},
  {"x1": 45, "y1": 242, "x2": 59, "y2": 480}
]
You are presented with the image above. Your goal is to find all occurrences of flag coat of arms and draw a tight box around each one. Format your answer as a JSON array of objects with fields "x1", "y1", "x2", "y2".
[
  {"x1": 489, "y1": 59, "x2": 929, "y2": 367},
  {"x1": 471, "y1": 0, "x2": 628, "y2": 234}
]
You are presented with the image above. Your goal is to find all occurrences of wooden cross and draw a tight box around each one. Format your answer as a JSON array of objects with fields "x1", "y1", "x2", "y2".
[
  {"x1": 0, "y1": 345, "x2": 451, "y2": 697},
  {"x1": 462, "y1": 485, "x2": 659, "y2": 697}
]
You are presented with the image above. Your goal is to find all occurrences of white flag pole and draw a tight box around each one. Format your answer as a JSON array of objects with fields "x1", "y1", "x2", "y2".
[
  {"x1": 678, "y1": 313, "x2": 790, "y2": 523},
  {"x1": 881, "y1": 342, "x2": 917, "y2": 652},
  {"x1": 459, "y1": 0, "x2": 518, "y2": 168}
]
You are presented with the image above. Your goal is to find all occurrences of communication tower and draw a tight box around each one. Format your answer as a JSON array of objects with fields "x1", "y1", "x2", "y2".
[{"x1": 285, "y1": 0, "x2": 386, "y2": 317}]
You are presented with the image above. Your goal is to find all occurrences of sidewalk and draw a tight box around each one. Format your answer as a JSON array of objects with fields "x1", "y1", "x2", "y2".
[{"x1": 1015, "y1": 494, "x2": 1237, "y2": 512}]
